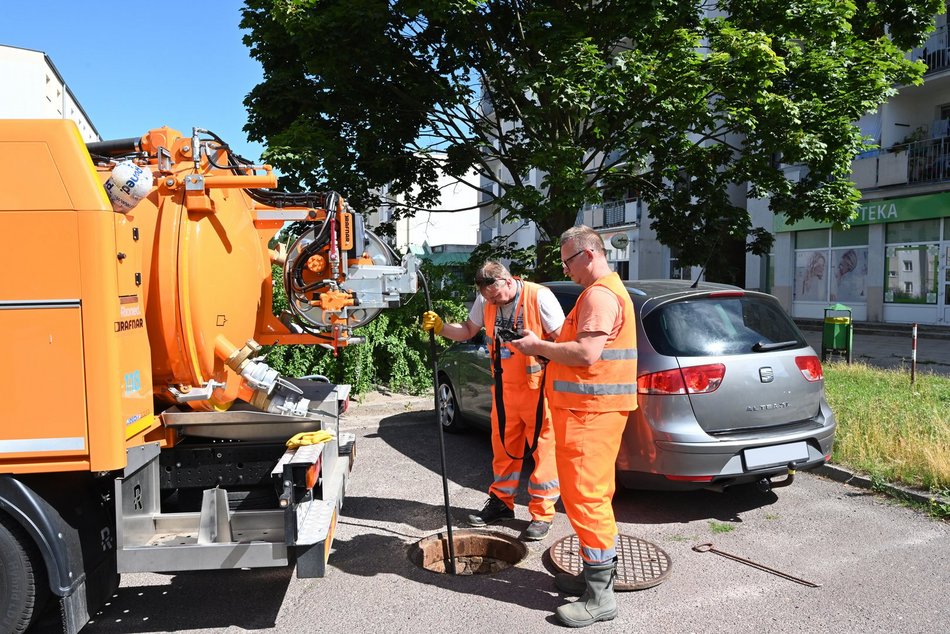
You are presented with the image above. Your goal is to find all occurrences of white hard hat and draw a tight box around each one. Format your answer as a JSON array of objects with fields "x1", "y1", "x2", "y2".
[{"x1": 104, "y1": 160, "x2": 153, "y2": 212}]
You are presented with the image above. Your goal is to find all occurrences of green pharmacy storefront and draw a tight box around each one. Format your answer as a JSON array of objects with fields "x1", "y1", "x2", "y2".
[{"x1": 773, "y1": 192, "x2": 950, "y2": 325}]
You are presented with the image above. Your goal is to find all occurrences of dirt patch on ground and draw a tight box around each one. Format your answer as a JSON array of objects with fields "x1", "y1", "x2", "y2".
[{"x1": 342, "y1": 389, "x2": 432, "y2": 422}]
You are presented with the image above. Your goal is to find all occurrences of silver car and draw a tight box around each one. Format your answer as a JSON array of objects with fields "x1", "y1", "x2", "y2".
[{"x1": 436, "y1": 279, "x2": 836, "y2": 491}]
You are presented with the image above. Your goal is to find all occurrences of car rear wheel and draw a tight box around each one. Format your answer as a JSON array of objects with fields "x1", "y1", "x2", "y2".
[
  {"x1": 0, "y1": 514, "x2": 49, "y2": 633},
  {"x1": 437, "y1": 376, "x2": 465, "y2": 433}
]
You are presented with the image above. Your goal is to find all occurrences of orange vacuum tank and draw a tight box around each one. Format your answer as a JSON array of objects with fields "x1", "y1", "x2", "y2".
[{"x1": 87, "y1": 125, "x2": 418, "y2": 420}]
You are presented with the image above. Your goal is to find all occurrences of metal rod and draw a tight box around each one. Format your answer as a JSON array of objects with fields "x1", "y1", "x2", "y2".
[
  {"x1": 418, "y1": 272, "x2": 457, "y2": 574},
  {"x1": 692, "y1": 543, "x2": 820, "y2": 587}
]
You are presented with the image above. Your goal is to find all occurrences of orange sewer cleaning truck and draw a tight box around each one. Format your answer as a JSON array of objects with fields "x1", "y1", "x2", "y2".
[{"x1": 0, "y1": 119, "x2": 419, "y2": 633}]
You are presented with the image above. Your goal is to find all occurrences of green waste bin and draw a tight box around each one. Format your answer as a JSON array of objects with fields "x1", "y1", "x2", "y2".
[{"x1": 821, "y1": 304, "x2": 853, "y2": 363}]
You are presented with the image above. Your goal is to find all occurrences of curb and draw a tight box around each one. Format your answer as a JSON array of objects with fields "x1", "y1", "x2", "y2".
[{"x1": 814, "y1": 464, "x2": 948, "y2": 510}]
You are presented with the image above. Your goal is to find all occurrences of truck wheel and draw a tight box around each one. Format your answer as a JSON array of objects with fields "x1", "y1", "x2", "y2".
[{"x1": 0, "y1": 515, "x2": 49, "y2": 633}]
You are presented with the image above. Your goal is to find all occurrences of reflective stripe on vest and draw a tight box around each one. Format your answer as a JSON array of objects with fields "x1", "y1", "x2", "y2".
[
  {"x1": 552, "y1": 380, "x2": 637, "y2": 395},
  {"x1": 548, "y1": 272, "x2": 638, "y2": 412}
]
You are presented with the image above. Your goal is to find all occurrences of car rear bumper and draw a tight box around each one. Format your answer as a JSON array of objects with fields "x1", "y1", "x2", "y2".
[{"x1": 616, "y1": 408, "x2": 837, "y2": 490}]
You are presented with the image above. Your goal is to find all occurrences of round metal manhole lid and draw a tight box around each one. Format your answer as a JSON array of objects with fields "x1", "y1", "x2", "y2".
[{"x1": 548, "y1": 533, "x2": 672, "y2": 591}]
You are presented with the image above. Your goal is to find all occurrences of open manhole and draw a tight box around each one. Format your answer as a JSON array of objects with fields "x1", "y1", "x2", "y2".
[
  {"x1": 549, "y1": 533, "x2": 672, "y2": 591},
  {"x1": 410, "y1": 529, "x2": 527, "y2": 575}
]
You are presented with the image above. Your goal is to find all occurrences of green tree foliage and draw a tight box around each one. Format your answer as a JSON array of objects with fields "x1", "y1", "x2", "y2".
[
  {"x1": 265, "y1": 262, "x2": 470, "y2": 394},
  {"x1": 242, "y1": 0, "x2": 942, "y2": 272}
]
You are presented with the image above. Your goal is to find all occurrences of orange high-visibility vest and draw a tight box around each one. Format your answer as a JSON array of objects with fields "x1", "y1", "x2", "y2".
[
  {"x1": 485, "y1": 279, "x2": 546, "y2": 389},
  {"x1": 548, "y1": 272, "x2": 638, "y2": 412}
]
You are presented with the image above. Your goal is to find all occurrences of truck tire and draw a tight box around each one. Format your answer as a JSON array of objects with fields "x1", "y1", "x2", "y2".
[{"x1": 0, "y1": 514, "x2": 50, "y2": 633}]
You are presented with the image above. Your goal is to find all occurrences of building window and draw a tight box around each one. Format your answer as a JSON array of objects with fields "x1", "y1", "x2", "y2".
[
  {"x1": 902, "y1": 260, "x2": 913, "y2": 271},
  {"x1": 904, "y1": 282, "x2": 914, "y2": 294},
  {"x1": 669, "y1": 248, "x2": 690, "y2": 280}
]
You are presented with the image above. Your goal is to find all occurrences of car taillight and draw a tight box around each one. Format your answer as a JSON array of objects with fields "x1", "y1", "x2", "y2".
[
  {"x1": 708, "y1": 291, "x2": 745, "y2": 298},
  {"x1": 664, "y1": 474, "x2": 714, "y2": 482},
  {"x1": 637, "y1": 364, "x2": 725, "y2": 395},
  {"x1": 795, "y1": 355, "x2": 823, "y2": 382}
]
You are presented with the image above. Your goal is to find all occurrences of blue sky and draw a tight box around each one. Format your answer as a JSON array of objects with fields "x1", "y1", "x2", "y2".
[{"x1": 1, "y1": 1, "x2": 265, "y2": 161}]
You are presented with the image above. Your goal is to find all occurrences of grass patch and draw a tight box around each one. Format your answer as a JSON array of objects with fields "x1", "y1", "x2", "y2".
[
  {"x1": 824, "y1": 361, "x2": 950, "y2": 494},
  {"x1": 709, "y1": 521, "x2": 735, "y2": 534}
]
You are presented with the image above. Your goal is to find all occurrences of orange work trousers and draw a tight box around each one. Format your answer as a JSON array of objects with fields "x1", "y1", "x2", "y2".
[
  {"x1": 488, "y1": 385, "x2": 560, "y2": 521},
  {"x1": 552, "y1": 408, "x2": 629, "y2": 564}
]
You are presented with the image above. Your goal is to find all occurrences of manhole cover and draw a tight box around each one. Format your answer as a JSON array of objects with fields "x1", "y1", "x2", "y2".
[
  {"x1": 410, "y1": 529, "x2": 527, "y2": 575},
  {"x1": 548, "y1": 533, "x2": 672, "y2": 591}
]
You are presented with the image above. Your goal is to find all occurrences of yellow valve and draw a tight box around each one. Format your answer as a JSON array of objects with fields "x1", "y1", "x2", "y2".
[{"x1": 286, "y1": 430, "x2": 335, "y2": 449}]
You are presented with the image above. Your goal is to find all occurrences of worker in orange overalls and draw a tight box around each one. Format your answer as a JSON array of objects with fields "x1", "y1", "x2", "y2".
[
  {"x1": 511, "y1": 226, "x2": 637, "y2": 627},
  {"x1": 422, "y1": 260, "x2": 565, "y2": 541}
]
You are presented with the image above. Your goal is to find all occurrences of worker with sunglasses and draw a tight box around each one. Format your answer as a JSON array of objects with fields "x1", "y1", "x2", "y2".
[
  {"x1": 509, "y1": 226, "x2": 637, "y2": 627},
  {"x1": 422, "y1": 260, "x2": 564, "y2": 541}
]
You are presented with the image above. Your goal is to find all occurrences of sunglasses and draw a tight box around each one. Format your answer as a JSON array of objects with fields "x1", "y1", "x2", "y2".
[{"x1": 475, "y1": 277, "x2": 508, "y2": 291}]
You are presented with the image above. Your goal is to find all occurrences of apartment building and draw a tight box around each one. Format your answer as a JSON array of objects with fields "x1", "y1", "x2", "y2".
[
  {"x1": 371, "y1": 156, "x2": 480, "y2": 258},
  {"x1": 478, "y1": 10, "x2": 950, "y2": 327},
  {"x1": 0, "y1": 44, "x2": 99, "y2": 142},
  {"x1": 757, "y1": 10, "x2": 950, "y2": 325}
]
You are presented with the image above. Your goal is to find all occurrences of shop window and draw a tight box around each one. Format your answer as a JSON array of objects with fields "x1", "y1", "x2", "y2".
[
  {"x1": 797, "y1": 227, "x2": 870, "y2": 303},
  {"x1": 830, "y1": 248, "x2": 868, "y2": 302},
  {"x1": 885, "y1": 219, "x2": 940, "y2": 243},
  {"x1": 831, "y1": 225, "x2": 869, "y2": 247},
  {"x1": 884, "y1": 244, "x2": 938, "y2": 304},
  {"x1": 795, "y1": 229, "x2": 829, "y2": 249},
  {"x1": 794, "y1": 250, "x2": 828, "y2": 301}
]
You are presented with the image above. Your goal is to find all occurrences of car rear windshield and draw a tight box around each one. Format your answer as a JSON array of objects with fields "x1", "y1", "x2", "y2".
[{"x1": 642, "y1": 296, "x2": 806, "y2": 357}]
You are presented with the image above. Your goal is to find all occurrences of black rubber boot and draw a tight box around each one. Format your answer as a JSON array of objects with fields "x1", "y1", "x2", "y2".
[{"x1": 555, "y1": 559, "x2": 617, "y2": 628}]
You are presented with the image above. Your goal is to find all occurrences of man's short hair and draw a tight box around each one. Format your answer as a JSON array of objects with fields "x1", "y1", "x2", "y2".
[
  {"x1": 561, "y1": 225, "x2": 606, "y2": 254},
  {"x1": 474, "y1": 260, "x2": 511, "y2": 288}
]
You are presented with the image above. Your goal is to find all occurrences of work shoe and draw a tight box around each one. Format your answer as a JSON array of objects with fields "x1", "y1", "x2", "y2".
[
  {"x1": 523, "y1": 520, "x2": 552, "y2": 541},
  {"x1": 555, "y1": 559, "x2": 618, "y2": 628},
  {"x1": 467, "y1": 494, "x2": 514, "y2": 526}
]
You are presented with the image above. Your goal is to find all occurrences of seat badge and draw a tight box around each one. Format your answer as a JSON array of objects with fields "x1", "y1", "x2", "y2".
[{"x1": 759, "y1": 367, "x2": 774, "y2": 383}]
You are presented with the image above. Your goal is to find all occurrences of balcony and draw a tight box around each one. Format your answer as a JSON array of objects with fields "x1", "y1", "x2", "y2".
[
  {"x1": 911, "y1": 24, "x2": 949, "y2": 75},
  {"x1": 584, "y1": 199, "x2": 639, "y2": 229},
  {"x1": 851, "y1": 136, "x2": 950, "y2": 189}
]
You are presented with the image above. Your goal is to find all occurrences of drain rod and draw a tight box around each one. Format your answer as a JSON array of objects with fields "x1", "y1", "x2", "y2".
[{"x1": 418, "y1": 271, "x2": 457, "y2": 574}]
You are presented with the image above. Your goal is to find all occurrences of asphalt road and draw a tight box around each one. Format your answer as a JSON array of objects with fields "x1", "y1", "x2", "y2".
[{"x1": 71, "y1": 393, "x2": 948, "y2": 634}]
